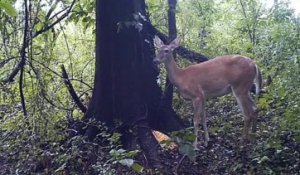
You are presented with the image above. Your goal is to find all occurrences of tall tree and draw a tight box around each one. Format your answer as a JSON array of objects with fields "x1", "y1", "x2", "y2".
[{"x1": 82, "y1": 0, "x2": 184, "y2": 168}]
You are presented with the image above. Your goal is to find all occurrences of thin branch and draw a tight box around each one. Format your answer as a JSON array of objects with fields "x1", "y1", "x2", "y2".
[
  {"x1": 48, "y1": 6, "x2": 69, "y2": 21},
  {"x1": 239, "y1": 0, "x2": 253, "y2": 44},
  {"x1": 69, "y1": 78, "x2": 93, "y2": 90},
  {"x1": 32, "y1": 57, "x2": 93, "y2": 90},
  {"x1": 61, "y1": 64, "x2": 87, "y2": 113},
  {"x1": 19, "y1": 65, "x2": 27, "y2": 116},
  {"x1": 29, "y1": 58, "x2": 92, "y2": 110},
  {"x1": 174, "y1": 155, "x2": 186, "y2": 175},
  {"x1": 19, "y1": 0, "x2": 30, "y2": 116},
  {"x1": 79, "y1": 57, "x2": 94, "y2": 88},
  {"x1": 41, "y1": 91, "x2": 72, "y2": 111},
  {"x1": 0, "y1": 57, "x2": 16, "y2": 69},
  {"x1": 33, "y1": 0, "x2": 76, "y2": 38},
  {"x1": 45, "y1": 0, "x2": 59, "y2": 20},
  {"x1": 59, "y1": 20, "x2": 74, "y2": 77},
  {"x1": 33, "y1": 0, "x2": 42, "y2": 26},
  {"x1": 31, "y1": 58, "x2": 62, "y2": 77}
]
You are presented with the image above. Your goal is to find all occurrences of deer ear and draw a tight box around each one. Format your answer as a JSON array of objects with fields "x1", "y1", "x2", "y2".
[
  {"x1": 154, "y1": 36, "x2": 164, "y2": 48},
  {"x1": 169, "y1": 37, "x2": 180, "y2": 50}
]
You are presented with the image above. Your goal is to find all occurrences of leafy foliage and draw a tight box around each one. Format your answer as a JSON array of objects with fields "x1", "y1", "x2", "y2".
[
  {"x1": 0, "y1": 120, "x2": 144, "y2": 174},
  {"x1": 0, "y1": 0, "x2": 17, "y2": 17}
]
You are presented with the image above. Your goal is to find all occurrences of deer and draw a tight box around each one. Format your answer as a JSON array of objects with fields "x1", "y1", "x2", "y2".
[{"x1": 153, "y1": 36, "x2": 262, "y2": 149}]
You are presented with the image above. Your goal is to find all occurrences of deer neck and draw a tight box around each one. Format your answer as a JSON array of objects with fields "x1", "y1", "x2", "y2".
[{"x1": 164, "y1": 56, "x2": 182, "y2": 86}]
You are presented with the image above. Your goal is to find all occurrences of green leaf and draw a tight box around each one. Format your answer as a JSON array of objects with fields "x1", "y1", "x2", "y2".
[
  {"x1": 178, "y1": 144, "x2": 196, "y2": 161},
  {"x1": 118, "y1": 158, "x2": 134, "y2": 167},
  {"x1": 258, "y1": 97, "x2": 269, "y2": 110},
  {"x1": 126, "y1": 150, "x2": 139, "y2": 158},
  {"x1": 183, "y1": 132, "x2": 196, "y2": 142},
  {"x1": 269, "y1": 139, "x2": 282, "y2": 149},
  {"x1": 82, "y1": 16, "x2": 90, "y2": 23},
  {"x1": 34, "y1": 22, "x2": 44, "y2": 31},
  {"x1": 132, "y1": 163, "x2": 144, "y2": 173},
  {"x1": 0, "y1": 1, "x2": 17, "y2": 17},
  {"x1": 109, "y1": 148, "x2": 126, "y2": 157},
  {"x1": 295, "y1": 135, "x2": 300, "y2": 142}
]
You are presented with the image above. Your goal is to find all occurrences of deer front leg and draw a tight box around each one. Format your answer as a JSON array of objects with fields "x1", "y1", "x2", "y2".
[
  {"x1": 192, "y1": 97, "x2": 209, "y2": 149},
  {"x1": 193, "y1": 109, "x2": 200, "y2": 149},
  {"x1": 201, "y1": 107, "x2": 209, "y2": 147}
]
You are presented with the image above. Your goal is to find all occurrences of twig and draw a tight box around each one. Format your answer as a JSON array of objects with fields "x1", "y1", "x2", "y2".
[
  {"x1": 69, "y1": 78, "x2": 93, "y2": 90},
  {"x1": 30, "y1": 58, "x2": 62, "y2": 77},
  {"x1": 0, "y1": 57, "x2": 16, "y2": 69},
  {"x1": 33, "y1": 0, "x2": 76, "y2": 38},
  {"x1": 174, "y1": 155, "x2": 186, "y2": 175}
]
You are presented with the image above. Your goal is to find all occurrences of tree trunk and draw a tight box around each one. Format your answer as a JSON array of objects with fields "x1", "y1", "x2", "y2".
[
  {"x1": 82, "y1": 0, "x2": 184, "y2": 168},
  {"x1": 163, "y1": 0, "x2": 178, "y2": 107}
]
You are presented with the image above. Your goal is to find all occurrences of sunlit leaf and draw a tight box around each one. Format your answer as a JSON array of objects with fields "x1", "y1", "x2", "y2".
[{"x1": 0, "y1": 1, "x2": 17, "y2": 17}]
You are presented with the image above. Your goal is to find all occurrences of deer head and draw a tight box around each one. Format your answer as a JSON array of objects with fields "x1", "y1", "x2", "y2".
[{"x1": 153, "y1": 36, "x2": 180, "y2": 64}]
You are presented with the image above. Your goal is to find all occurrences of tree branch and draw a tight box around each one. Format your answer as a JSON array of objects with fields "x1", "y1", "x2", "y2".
[
  {"x1": 45, "y1": 0, "x2": 59, "y2": 20},
  {"x1": 61, "y1": 64, "x2": 87, "y2": 113},
  {"x1": 19, "y1": 0, "x2": 29, "y2": 116},
  {"x1": 19, "y1": 64, "x2": 27, "y2": 116},
  {"x1": 0, "y1": 57, "x2": 16, "y2": 69}
]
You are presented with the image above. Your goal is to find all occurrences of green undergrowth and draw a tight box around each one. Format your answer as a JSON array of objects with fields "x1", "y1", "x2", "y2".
[{"x1": 0, "y1": 121, "x2": 145, "y2": 175}]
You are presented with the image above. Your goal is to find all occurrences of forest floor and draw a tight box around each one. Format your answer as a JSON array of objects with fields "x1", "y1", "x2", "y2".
[
  {"x1": 0, "y1": 97, "x2": 299, "y2": 174},
  {"x1": 154, "y1": 97, "x2": 300, "y2": 175}
]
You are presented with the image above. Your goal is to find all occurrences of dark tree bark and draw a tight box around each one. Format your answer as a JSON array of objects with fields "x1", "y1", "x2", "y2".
[
  {"x1": 163, "y1": 0, "x2": 178, "y2": 107},
  {"x1": 82, "y1": 0, "x2": 184, "y2": 168}
]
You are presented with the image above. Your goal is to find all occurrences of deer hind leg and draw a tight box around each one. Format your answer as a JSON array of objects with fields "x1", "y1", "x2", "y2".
[
  {"x1": 192, "y1": 97, "x2": 208, "y2": 148},
  {"x1": 201, "y1": 104, "x2": 209, "y2": 146},
  {"x1": 192, "y1": 98, "x2": 201, "y2": 149},
  {"x1": 251, "y1": 104, "x2": 258, "y2": 133},
  {"x1": 233, "y1": 92, "x2": 257, "y2": 141}
]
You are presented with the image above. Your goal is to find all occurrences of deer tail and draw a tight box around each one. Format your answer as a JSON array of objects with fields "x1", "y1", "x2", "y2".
[{"x1": 254, "y1": 64, "x2": 262, "y2": 96}]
